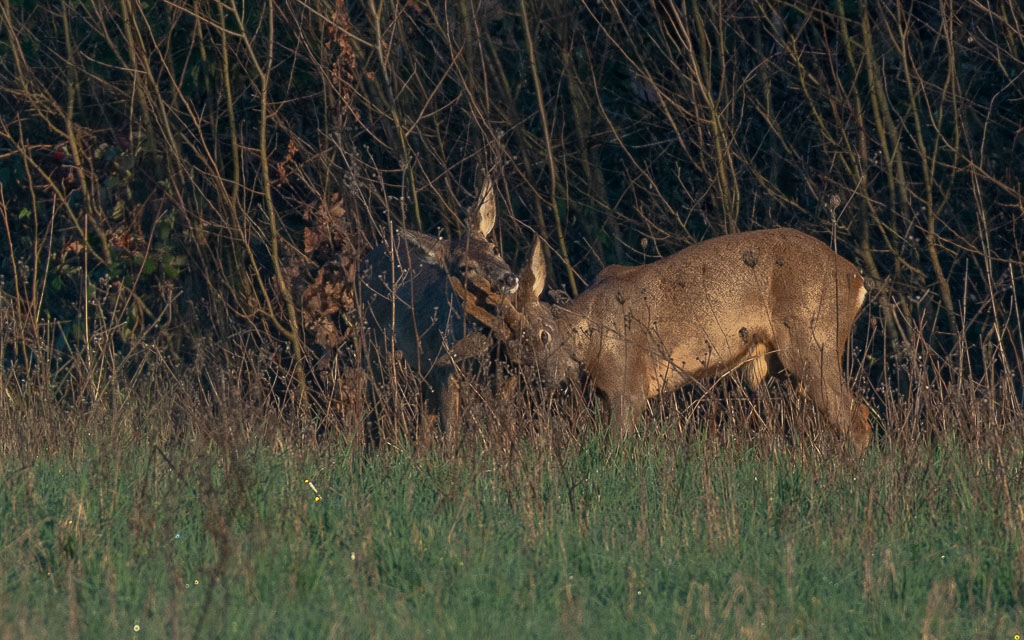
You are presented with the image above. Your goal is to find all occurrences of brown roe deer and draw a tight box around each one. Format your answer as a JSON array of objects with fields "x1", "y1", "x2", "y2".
[{"x1": 514, "y1": 228, "x2": 871, "y2": 451}]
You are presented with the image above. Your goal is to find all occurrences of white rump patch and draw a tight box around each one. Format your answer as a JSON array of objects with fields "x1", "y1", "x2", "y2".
[
  {"x1": 855, "y1": 282, "x2": 867, "y2": 310},
  {"x1": 742, "y1": 342, "x2": 769, "y2": 389}
]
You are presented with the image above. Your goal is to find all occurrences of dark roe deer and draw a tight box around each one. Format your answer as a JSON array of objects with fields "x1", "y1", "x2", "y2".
[{"x1": 359, "y1": 180, "x2": 520, "y2": 439}]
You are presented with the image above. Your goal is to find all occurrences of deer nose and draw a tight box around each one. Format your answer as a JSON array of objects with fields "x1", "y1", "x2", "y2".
[{"x1": 499, "y1": 273, "x2": 519, "y2": 294}]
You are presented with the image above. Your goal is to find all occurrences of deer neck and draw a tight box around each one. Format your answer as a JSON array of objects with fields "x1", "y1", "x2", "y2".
[{"x1": 553, "y1": 303, "x2": 594, "y2": 365}]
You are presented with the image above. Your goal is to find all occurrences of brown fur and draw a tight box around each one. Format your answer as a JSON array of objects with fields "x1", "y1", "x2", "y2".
[{"x1": 519, "y1": 228, "x2": 871, "y2": 452}]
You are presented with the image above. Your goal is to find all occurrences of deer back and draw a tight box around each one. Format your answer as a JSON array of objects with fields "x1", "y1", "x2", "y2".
[{"x1": 562, "y1": 228, "x2": 865, "y2": 397}]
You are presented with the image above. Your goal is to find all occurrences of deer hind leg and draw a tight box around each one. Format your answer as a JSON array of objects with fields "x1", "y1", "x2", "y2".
[
  {"x1": 775, "y1": 330, "x2": 870, "y2": 453},
  {"x1": 737, "y1": 341, "x2": 772, "y2": 437}
]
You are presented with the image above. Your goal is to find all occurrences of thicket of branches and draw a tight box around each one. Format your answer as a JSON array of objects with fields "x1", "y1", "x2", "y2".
[{"x1": 0, "y1": 0, "x2": 1021, "y2": 430}]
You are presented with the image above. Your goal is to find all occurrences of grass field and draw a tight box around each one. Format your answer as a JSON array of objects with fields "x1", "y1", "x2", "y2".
[{"x1": 2, "y1": 386, "x2": 1022, "y2": 639}]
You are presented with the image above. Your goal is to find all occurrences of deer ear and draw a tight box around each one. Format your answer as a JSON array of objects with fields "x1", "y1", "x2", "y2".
[
  {"x1": 397, "y1": 229, "x2": 449, "y2": 265},
  {"x1": 518, "y1": 237, "x2": 547, "y2": 304},
  {"x1": 468, "y1": 177, "x2": 497, "y2": 237}
]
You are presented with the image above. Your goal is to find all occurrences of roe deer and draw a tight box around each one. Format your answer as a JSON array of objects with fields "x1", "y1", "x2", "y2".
[
  {"x1": 359, "y1": 179, "x2": 520, "y2": 441},
  {"x1": 512, "y1": 228, "x2": 871, "y2": 451}
]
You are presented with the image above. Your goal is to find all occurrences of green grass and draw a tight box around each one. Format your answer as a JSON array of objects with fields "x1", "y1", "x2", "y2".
[{"x1": 2, "y1": 431, "x2": 1022, "y2": 638}]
